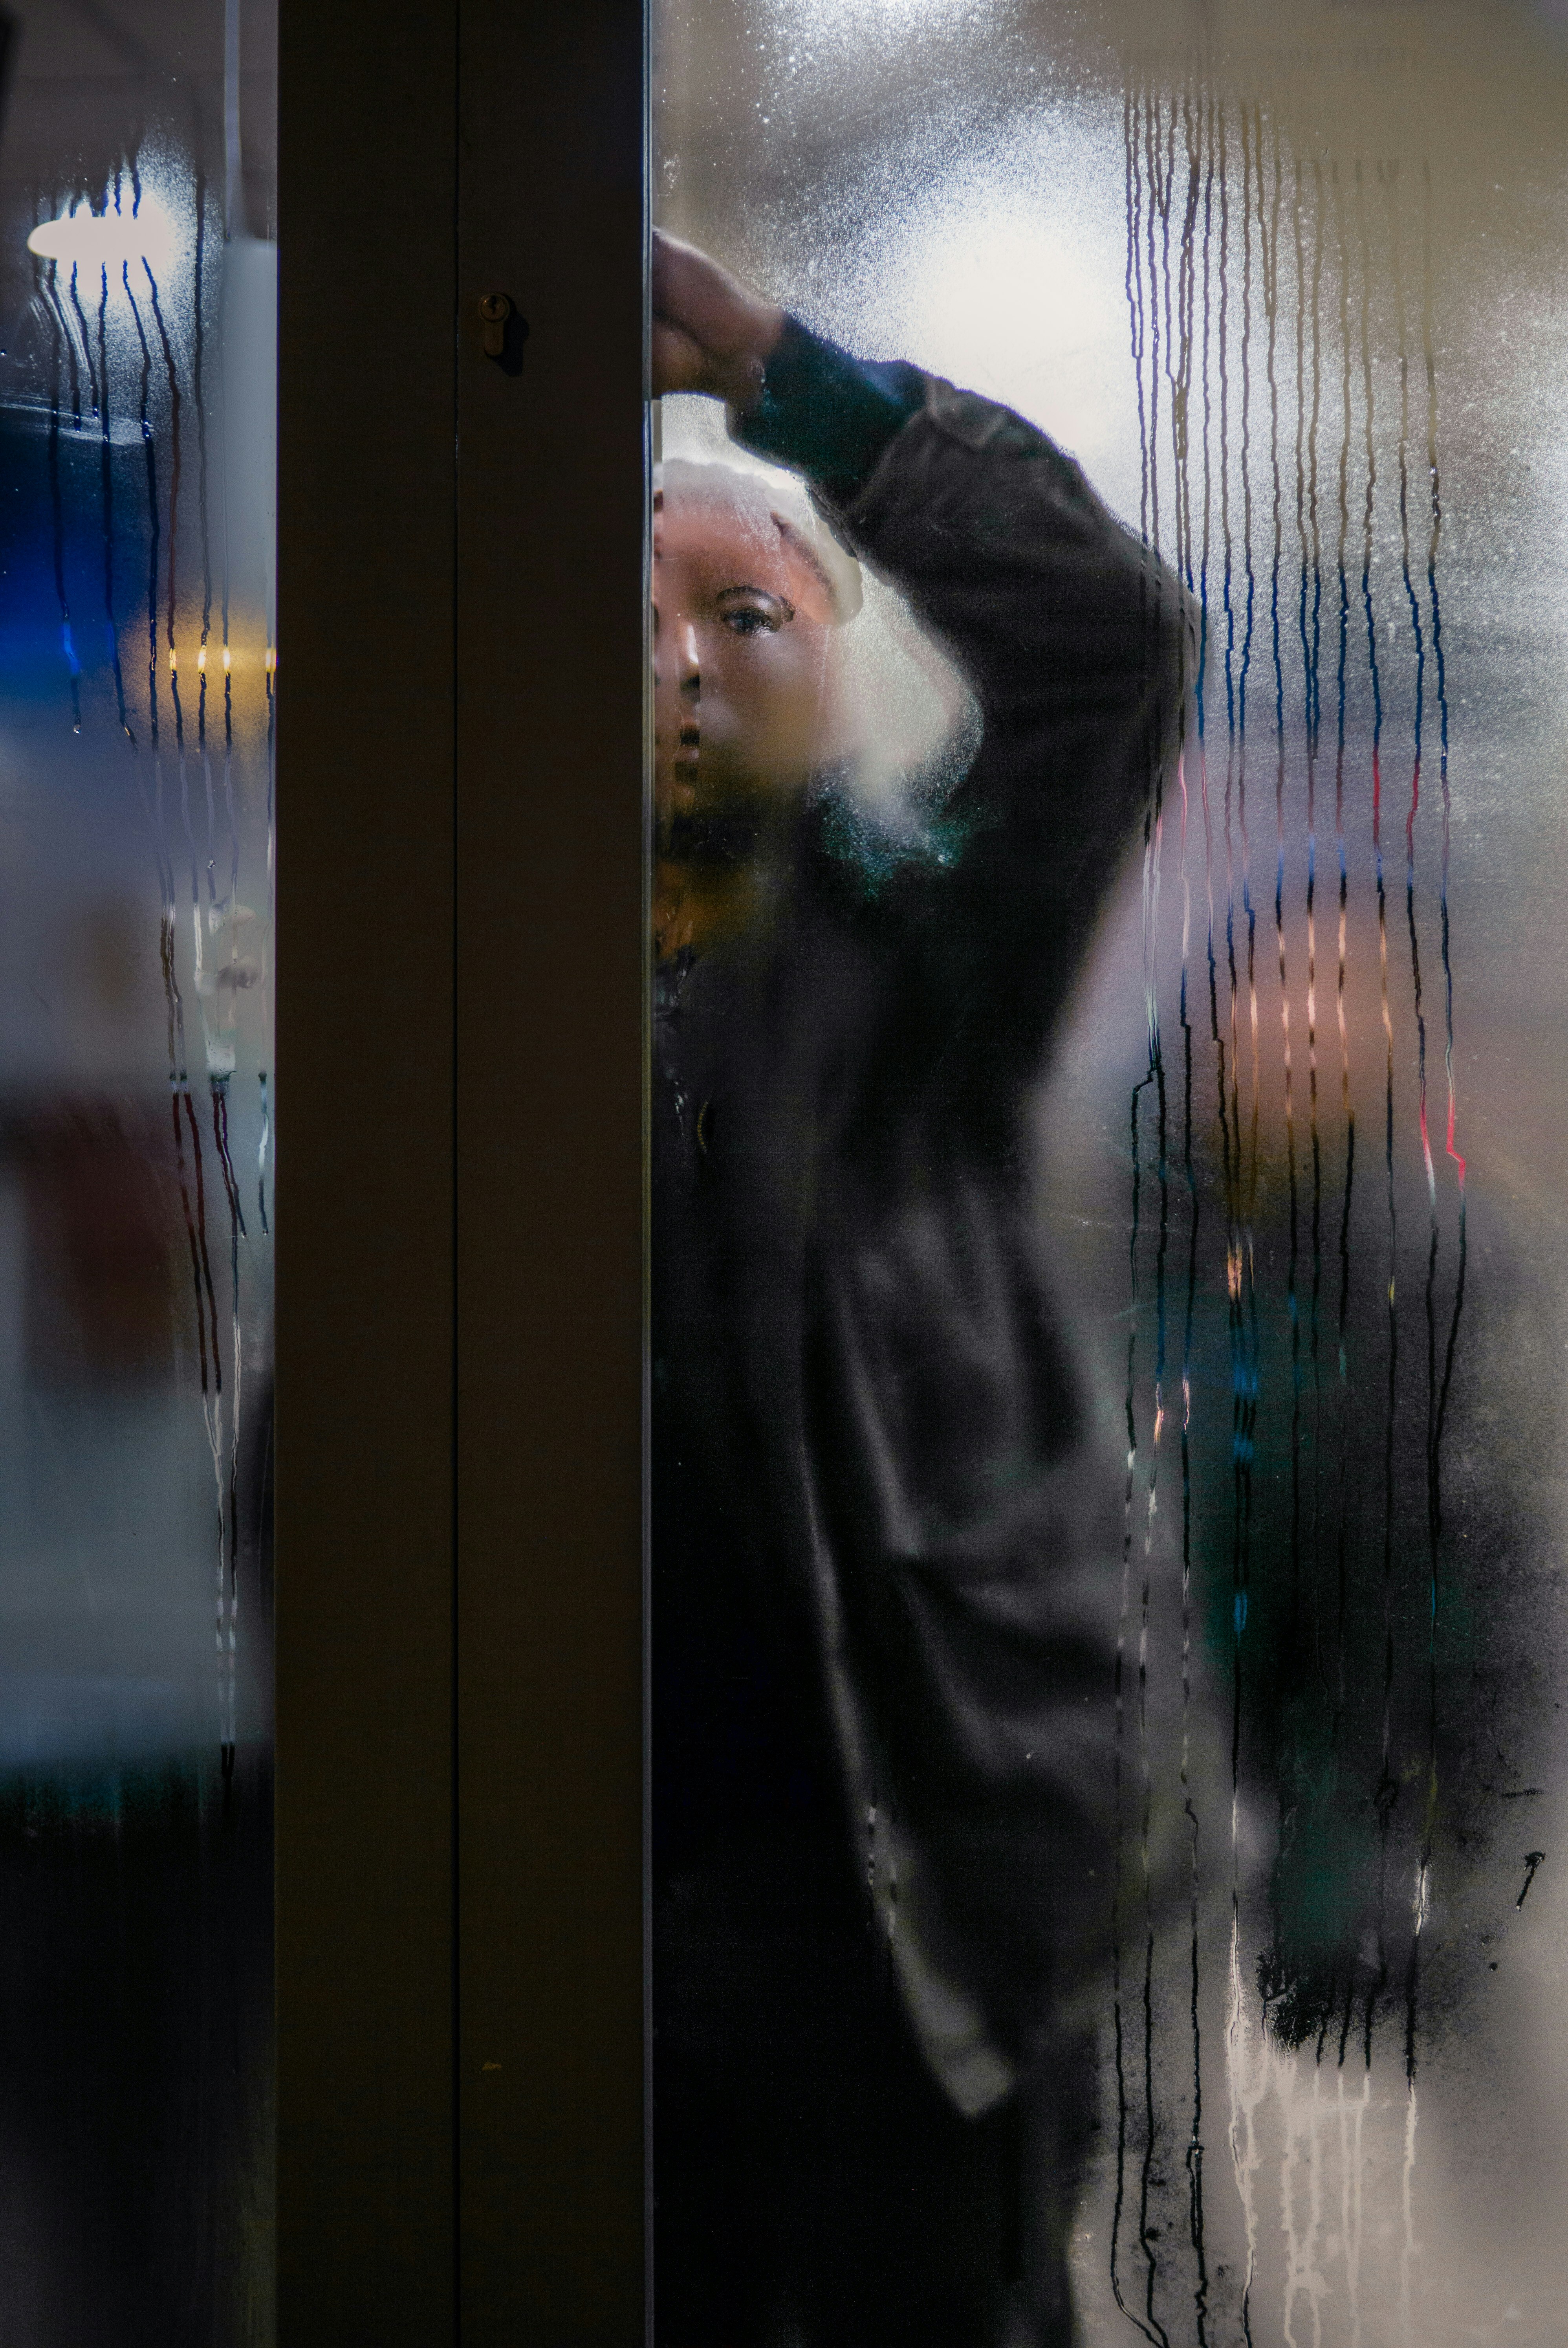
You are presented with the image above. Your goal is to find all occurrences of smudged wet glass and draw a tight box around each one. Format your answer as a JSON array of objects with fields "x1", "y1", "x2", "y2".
[
  {"x1": 653, "y1": 4, "x2": 1568, "y2": 2341},
  {"x1": 0, "y1": 4, "x2": 275, "y2": 2338}
]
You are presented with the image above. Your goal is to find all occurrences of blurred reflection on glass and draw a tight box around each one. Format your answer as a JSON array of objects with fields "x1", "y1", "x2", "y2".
[
  {"x1": 654, "y1": 5, "x2": 1568, "y2": 2342},
  {"x1": 0, "y1": 5, "x2": 275, "y2": 2338}
]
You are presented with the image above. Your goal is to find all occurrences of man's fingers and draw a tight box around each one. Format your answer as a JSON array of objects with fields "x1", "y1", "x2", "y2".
[
  {"x1": 651, "y1": 316, "x2": 713, "y2": 399},
  {"x1": 652, "y1": 312, "x2": 766, "y2": 409},
  {"x1": 650, "y1": 227, "x2": 694, "y2": 322},
  {"x1": 651, "y1": 227, "x2": 784, "y2": 406},
  {"x1": 652, "y1": 229, "x2": 742, "y2": 350}
]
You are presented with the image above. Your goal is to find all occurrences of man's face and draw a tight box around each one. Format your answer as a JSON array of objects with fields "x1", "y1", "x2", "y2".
[{"x1": 652, "y1": 474, "x2": 835, "y2": 857}]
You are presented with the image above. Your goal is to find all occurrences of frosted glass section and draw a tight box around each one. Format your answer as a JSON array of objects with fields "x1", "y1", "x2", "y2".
[
  {"x1": 652, "y1": 5, "x2": 1568, "y2": 2341},
  {"x1": 0, "y1": 5, "x2": 275, "y2": 2338}
]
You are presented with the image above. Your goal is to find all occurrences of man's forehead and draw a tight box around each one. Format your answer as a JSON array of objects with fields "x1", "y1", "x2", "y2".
[
  {"x1": 653, "y1": 459, "x2": 848, "y2": 621},
  {"x1": 654, "y1": 469, "x2": 842, "y2": 621},
  {"x1": 656, "y1": 483, "x2": 789, "y2": 571}
]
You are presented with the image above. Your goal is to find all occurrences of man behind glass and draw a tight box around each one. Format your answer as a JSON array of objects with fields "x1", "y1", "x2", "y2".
[{"x1": 650, "y1": 230, "x2": 1187, "y2": 2348}]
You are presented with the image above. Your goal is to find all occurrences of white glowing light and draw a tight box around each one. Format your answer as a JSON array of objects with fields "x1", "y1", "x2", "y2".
[
  {"x1": 815, "y1": 111, "x2": 1138, "y2": 492},
  {"x1": 904, "y1": 210, "x2": 1117, "y2": 392},
  {"x1": 874, "y1": 176, "x2": 1130, "y2": 478},
  {"x1": 26, "y1": 198, "x2": 174, "y2": 273}
]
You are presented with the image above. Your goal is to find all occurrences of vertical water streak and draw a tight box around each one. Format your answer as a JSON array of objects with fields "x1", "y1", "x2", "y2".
[
  {"x1": 1420, "y1": 161, "x2": 1465, "y2": 1434},
  {"x1": 1259, "y1": 121, "x2": 1302, "y2": 1699},
  {"x1": 128, "y1": 226, "x2": 229, "y2": 1769},
  {"x1": 223, "y1": 644, "x2": 240, "y2": 910},
  {"x1": 42, "y1": 250, "x2": 83, "y2": 429},
  {"x1": 196, "y1": 183, "x2": 222, "y2": 921},
  {"x1": 66, "y1": 260, "x2": 96, "y2": 427},
  {"x1": 1337, "y1": 2067, "x2": 1369, "y2": 2346},
  {"x1": 1205, "y1": 170, "x2": 1253, "y2": 2312},
  {"x1": 1115, "y1": 1061, "x2": 1165, "y2": 2348},
  {"x1": 1420, "y1": 194, "x2": 1467, "y2": 2131},
  {"x1": 1300, "y1": 156, "x2": 1328, "y2": 1651},
  {"x1": 1128, "y1": 83, "x2": 1151, "y2": 551},
  {"x1": 1111, "y1": 88, "x2": 1160, "y2": 2346},
  {"x1": 1382, "y1": 160, "x2": 1435, "y2": 2092},
  {"x1": 97, "y1": 264, "x2": 134, "y2": 741},
  {"x1": 53, "y1": 275, "x2": 82, "y2": 427},
  {"x1": 1213, "y1": 94, "x2": 1243, "y2": 1385},
  {"x1": 1399, "y1": 2079, "x2": 1420, "y2": 2346},
  {"x1": 1237, "y1": 112, "x2": 1262, "y2": 1574},
  {"x1": 1178, "y1": 81, "x2": 1213, "y2": 2347},
  {"x1": 194, "y1": 166, "x2": 245, "y2": 1774},
  {"x1": 123, "y1": 259, "x2": 161, "y2": 765},
  {"x1": 1354, "y1": 156, "x2": 1396, "y2": 2071},
  {"x1": 261, "y1": 642, "x2": 276, "y2": 1239},
  {"x1": 1227, "y1": 1913, "x2": 1264, "y2": 2348},
  {"x1": 146, "y1": 279, "x2": 223, "y2": 1425},
  {"x1": 1211, "y1": 91, "x2": 1245, "y2": 1849},
  {"x1": 212, "y1": 1077, "x2": 246, "y2": 1774},
  {"x1": 1330, "y1": 160, "x2": 1357, "y2": 1772},
  {"x1": 1236, "y1": 96, "x2": 1260, "y2": 1688},
  {"x1": 258, "y1": 1067, "x2": 271, "y2": 1237},
  {"x1": 219, "y1": 163, "x2": 242, "y2": 928},
  {"x1": 1143, "y1": 91, "x2": 1166, "y2": 574},
  {"x1": 43, "y1": 260, "x2": 83, "y2": 733},
  {"x1": 1275, "y1": 2054, "x2": 1331, "y2": 2348},
  {"x1": 1130, "y1": 87, "x2": 1189, "y2": 2337},
  {"x1": 1226, "y1": 106, "x2": 1266, "y2": 2348},
  {"x1": 1280, "y1": 2050, "x2": 1306, "y2": 2348},
  {"x1": 143, "y1": 261, "x2": 183, "y2": 669}
]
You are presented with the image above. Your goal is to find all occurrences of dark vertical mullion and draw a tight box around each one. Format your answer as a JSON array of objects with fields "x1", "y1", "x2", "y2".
[
  {"x1": 452, "y1": 8, "x2": 465, "y2": 2342},
  {"x1": 454, "y1": 4, "x2": 646, "y2": 2340},
  {"x1": 276, "y1": 0, "x2": 460, "y2": 2337}
]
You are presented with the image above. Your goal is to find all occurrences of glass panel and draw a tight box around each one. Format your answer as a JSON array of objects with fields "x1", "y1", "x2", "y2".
[
  {"x1": 0, "y1": 4, "x2": 274, "y2": 2336},
  {"x1": 652, "y1": 6, "x2": 1568, "y2": 2340}
]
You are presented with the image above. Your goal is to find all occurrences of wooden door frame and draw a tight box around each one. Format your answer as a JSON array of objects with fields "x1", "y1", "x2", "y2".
[{"x1": 275, "y1": 4, "x2": 647, "y2": 2336}]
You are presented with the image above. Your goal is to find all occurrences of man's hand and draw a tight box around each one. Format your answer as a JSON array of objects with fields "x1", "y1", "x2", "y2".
[{"x1": 652, "y1": 230, "x2": 785, "y2": 409}]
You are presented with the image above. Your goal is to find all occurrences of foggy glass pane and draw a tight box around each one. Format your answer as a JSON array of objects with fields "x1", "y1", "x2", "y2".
[
  {"x1": 0, "y1": 4, "x2": 275, "y2": 2338},
  {"x1": 651, "y1": 5, "x2": 1568, "y2": 2341}
]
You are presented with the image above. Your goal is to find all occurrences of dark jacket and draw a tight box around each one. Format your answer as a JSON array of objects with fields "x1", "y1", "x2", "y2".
[{"x1": 652, "y1": 321, "x2": 1189, "y2": 2118}]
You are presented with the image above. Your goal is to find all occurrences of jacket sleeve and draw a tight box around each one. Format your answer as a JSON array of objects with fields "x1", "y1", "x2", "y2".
[
  {"x1": 732, "y1": 325, "x2": 1196, "y2": 2093},
  {"x1": 733, "y1": 318, "x2": 1192, "y2": 1120}
]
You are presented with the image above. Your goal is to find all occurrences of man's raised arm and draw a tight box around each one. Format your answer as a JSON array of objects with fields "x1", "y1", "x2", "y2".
[{"x1": 653, "y1": 231, "x2": 1191, "y2": 1089}]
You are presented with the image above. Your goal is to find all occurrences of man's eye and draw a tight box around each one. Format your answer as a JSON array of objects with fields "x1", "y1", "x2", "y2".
[{"x1": 721, "y1": 606, "x2": 778, "y2": 637}]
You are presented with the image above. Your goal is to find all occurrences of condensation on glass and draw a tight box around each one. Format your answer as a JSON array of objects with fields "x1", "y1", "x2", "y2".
[
  {"x1": 653, "y1": 3, "x2": 1568, "y2": 2341},
  {"x1": 0, "y1": 4, "x2": 275, "y2": 2338}
]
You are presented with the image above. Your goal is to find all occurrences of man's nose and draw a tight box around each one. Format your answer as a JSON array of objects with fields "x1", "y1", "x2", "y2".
[{"x1": 676, "y1": 620, "x2": 700, "y2": 698}]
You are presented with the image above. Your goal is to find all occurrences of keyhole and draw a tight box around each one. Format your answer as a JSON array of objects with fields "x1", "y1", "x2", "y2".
[{"x1": 479, "y1": 292, "x2": 513, "y2": 358}]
